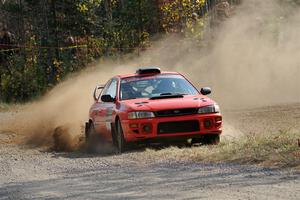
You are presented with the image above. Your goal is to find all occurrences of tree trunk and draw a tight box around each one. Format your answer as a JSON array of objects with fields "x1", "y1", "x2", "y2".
[
  {"x1": 104, "y1": 0, "x2": 112, "y2": 22},
  {"x1": 50, "y1": 0, "x2": 60, "y2": 84}
]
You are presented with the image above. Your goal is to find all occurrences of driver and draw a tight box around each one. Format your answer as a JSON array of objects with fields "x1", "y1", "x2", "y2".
[
  {"x1": 121, "y1": 83, "x2": 141, "y2": 100},
  {"x1": 152, "y1": 79, "x2": 176, "y2": 95}
]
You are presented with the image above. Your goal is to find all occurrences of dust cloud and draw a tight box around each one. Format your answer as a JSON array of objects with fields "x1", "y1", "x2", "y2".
[
  {"x1": 1, "y1": 64, "x2": 135, "y2": 150},
  {"x1": 0, "y1": 0, "x2": 299, "y2": 150},
  {"x1": 141, "y1": 0, "x2": 300, "y2": 108}
]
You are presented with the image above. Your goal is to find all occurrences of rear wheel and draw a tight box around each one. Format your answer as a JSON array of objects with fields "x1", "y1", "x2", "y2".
[
  {"x1": 115, "y1": 120, "x2": 127, "y2": 153},
  {"x1": 86, "y1": 123, "x2": 103, "y2": 153}
]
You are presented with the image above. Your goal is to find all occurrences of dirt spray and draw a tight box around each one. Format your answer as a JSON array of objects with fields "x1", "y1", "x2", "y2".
[{"x1": 0, "y1": 0, "x2": 299, "y2": 150}]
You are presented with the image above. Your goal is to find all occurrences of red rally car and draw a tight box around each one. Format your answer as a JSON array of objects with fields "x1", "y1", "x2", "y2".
[{"x1": 85, "y1": 67, "x2": 222, "y2": 153}]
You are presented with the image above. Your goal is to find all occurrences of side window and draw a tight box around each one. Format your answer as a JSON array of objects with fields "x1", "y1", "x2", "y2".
[{"x1": 102, "y1": 79, "x2": 118, "y2": 100}]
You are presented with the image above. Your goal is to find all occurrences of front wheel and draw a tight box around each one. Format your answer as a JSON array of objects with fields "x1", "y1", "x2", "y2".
[
  {"x1": 192, "y1": 134, "x2": 220, "y2": 145},
  {"x1": 204, "y1": 134, "x2": 220, "y2": 145},
  {"x1": 115, "y1": 120, "x2": 127, "y2": 153}
]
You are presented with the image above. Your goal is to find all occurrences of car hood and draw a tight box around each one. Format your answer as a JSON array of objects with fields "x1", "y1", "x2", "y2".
[{"x1": 122, "y1": 95, "x2": 216, "y2": 111}]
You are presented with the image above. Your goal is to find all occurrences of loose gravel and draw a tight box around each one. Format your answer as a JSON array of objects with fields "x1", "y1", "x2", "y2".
[{"x1": 0, "y1": 103, "x2": 300, "y2": 199}]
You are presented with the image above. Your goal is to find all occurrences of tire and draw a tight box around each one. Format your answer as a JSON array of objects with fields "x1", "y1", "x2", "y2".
[
  {"x1": 191, "y1": 138, "x2": 202, "y2": 146},
  {"x1": 85, "y1": 122, "x2": 89, "y2": 142},
  {"x1": 115, "y1": 120, "x2": 127, "y2": 153},
  {"x1": 202, "y1": 134, "x2": 220, "y2": 145},
  {"x1": 192, "y1": 134, "x2": 220, "y2": 145},
  {"x1": 86, "y1": 123, "x2": 103, "y2": 154}
]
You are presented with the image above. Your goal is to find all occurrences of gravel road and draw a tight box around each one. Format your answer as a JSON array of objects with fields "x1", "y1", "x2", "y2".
[{"x1": 0, "y1": 103, "x2": 300, "y2": 199}]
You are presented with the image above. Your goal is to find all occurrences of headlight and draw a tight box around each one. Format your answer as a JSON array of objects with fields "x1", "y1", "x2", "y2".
[
  {"x1": 128, "y1": 111, "x2": 155, "y2": 119},
  {"x1": 198, "y1": 104, "x2": 220, "y2": 114}
]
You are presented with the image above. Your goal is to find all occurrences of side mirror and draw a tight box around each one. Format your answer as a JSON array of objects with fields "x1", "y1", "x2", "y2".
[
  {"x1": 93, "y1": 84, "x2": 104, "y2": 101},
  {"x1": 200, "y1": 87, "x2": 211, "y2": 95},
  {"x1": 101, "y1": 94, "x2": 115, "y2": 102}
]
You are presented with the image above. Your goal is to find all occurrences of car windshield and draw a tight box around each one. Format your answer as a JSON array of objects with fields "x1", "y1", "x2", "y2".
[{"x1": 120, "y1": 74, "x2": 199, "y2": 100}]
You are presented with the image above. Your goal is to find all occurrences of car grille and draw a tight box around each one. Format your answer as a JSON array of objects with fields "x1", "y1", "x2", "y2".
[
  {"x1": 155, "y1": 108, "x2": 198, "y2": 117},
  {"x1": 158, "y1": 120, "x2": 200, "y2": 134}
]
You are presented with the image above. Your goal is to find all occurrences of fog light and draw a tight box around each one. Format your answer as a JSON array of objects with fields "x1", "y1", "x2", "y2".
[
  {"x1": 142, "y1": 123, "x2": 152, "y2": 134},
  {"x1": 204, "y1": 119, "x2": 213, "y2": 129}
]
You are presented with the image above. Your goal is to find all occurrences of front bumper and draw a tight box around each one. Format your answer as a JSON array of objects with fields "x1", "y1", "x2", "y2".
[{"x1": 121, "y1": 113, "x2": 222, "y2": 142}]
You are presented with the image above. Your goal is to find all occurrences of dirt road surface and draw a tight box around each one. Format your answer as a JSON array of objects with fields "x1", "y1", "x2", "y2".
[{"x1": 0, "y1": 103, "x2": 300, "y2": 199}]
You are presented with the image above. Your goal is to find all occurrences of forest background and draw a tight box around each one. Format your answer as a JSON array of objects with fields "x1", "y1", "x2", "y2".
[{"x1": 0, "y1": 0, "x2": 298, "y2": 102}]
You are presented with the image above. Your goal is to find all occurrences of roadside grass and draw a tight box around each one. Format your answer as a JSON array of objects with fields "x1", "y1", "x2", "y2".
[
  {"x1": 0, "y1": 103, "x2": 20, "y2": 112},
  {"x1": 145, "y1": 131, "x2": 300, "y2": 168},
  {"x1": 0, "y1": 103, "x2": 11, "y2": 112}
]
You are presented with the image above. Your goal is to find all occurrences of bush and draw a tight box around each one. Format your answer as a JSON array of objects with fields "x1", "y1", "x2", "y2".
[{"x1": 0, "y1": 54, "x2": 44, "y2": 102}]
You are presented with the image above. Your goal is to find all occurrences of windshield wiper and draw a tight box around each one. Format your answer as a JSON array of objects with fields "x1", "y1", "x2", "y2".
[
  {"x1": 150, "y1": 93, "x2": 184, "y2": 100},
  {"x1": 159, "y1": 93, "x2": 173, "y2": 96},
  {"x1": 160, "y1": 92, "x2": 188, "y2": 96}
]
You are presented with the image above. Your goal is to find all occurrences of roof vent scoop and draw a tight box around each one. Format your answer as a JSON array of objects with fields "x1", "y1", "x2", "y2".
[{"x1": 136, "y1": 67, "x2": 161, "y2": 75}]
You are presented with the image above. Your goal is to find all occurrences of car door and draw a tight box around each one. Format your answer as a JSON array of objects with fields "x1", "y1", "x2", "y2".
[
  {"x1": 99, "y1": 78, "x2": 118, "y2": 140},
  {"x1": 93, "y1": 79, "x2": 112, "y2": 136}
]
